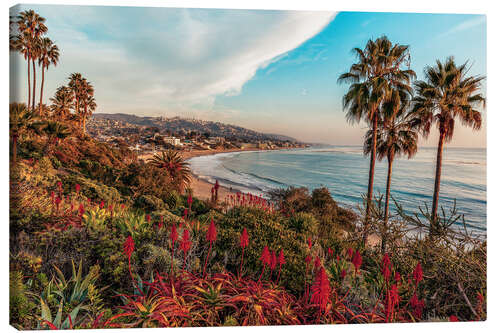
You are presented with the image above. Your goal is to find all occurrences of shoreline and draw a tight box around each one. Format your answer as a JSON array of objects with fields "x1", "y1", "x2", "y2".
[{"x1": 138, "y1": 147, "x2": 298, "y2": 200}]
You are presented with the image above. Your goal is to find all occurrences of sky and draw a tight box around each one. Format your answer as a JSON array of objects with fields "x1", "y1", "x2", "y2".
[{"x1": 9, "y1": 5, "x2": 487, "y2": 147}]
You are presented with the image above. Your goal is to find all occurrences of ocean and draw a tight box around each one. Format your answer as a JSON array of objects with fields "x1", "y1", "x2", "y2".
[{"x1": 188, "y1": 146, "x2": 486, "y2": 235}]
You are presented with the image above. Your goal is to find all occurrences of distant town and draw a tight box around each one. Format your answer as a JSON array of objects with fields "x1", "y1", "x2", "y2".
[{"x1": 87, "y1": 113, "x2": 308, "y2": 154}]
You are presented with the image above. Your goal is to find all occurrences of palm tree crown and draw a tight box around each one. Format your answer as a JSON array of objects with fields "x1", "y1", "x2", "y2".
[{"x1": 148, "y1": 150, "x2": 192, "y2": 193}]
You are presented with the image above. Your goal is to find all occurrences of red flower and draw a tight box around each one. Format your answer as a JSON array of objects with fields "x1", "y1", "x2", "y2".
[
  {"x1": 146, "y1": 214, "x2": 151, "y2": 223},
  {"x1": 206, "y1": 218, "x2": 217, "y2": 243},
  {"x1": 305, "y1": 255, "x2": 312, "y2": 265},
  {"x1": 347, "y1": 247, "x2": 353, "y2": 259},
  {"x1": 449, "y1": 315, "x2": 459, "y2": 322},
  {"x1": 327, "y1": 247, "x2": 334, "y2": 258},
  {"x1": 239, "y1": 228, "x2": 249, "y2": 249},
  {"x1": 278, "y1": 249, "x2": 286, "y2": 265},
  {"x1": 55, "y1": 196, "x2": 62, "y2": 209},
  {"x1": 75, "y1": 184, "x2": 81, "y2": 193},
  {"x1": 170, "y1": 224, "x2": 178, "y2": 244},
  {"x1": 382, "y1": 253, "x2": 392, "y2": 282},
  {"x1": 314, "y1": 255, "x2": 322, "y2": 270},
  {"x1": 307, "y1": 237, "x2": 312, "y2": 249},
  {"x1": 311, "y1": 267, "x2": 331, "y2": 313},
  {"x1": 158, "y1": 216, "x2": 164, "y2": 229},
  {"x1": 214, "y1": 180, "x2": 220, "y2": 190},
  {"x1": 99, "y1": 201, "x2": 105, "y2": 209},
  {"x1": 352, "y1": 250, "x2": 362, "y2": 274},
  {"x1": 410, "y1": 293, "x2": 425, "y2": 319},
  {"x1": 413, "y1": 262, "x2": 423, "y2": 286},
  {"x1": 183, "y1": 208, "x2": 188, "y2": 220},
  {"x1": 123, "y1": 236, "x2": 135, "y2": 258},
  {"x1": 78, "y1": 204, "x2": 85, "y2": 217},
  {"x1": 260, "y1": 246, "x2": 271, "y2": 266},
  {"x1": 180, "y1": 229, "x2": 191, "y2": 254},
  {"x1": 270, "y1": 250, "x2": 277, "y2": 270},
  {"x1": 187, "y1": 194, "x2": 193, "y2": 207},
  {"x1": 340, "y1": 269, "x2": 347, "y2": 279}
]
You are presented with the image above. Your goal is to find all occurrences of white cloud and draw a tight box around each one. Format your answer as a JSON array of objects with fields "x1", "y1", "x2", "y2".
[{"x1": 10, "y1": 5, "x2": 336, "y2": 116}]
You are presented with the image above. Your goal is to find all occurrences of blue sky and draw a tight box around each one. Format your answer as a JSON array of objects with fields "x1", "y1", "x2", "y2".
[{"x1": 10, "y1": 6, "x2": 486, "y2": 147}]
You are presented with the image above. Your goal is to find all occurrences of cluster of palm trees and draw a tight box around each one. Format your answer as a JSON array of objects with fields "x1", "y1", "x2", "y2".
[
  {"x1": 9, "y1": 9, "x2": 98, "y2": 166},
  {"x1": 339, "y1": 36, "x2": 485, "y2": 245},
  {"x1": 10, "y1": 9, "x2": 96, "y2": 133}
]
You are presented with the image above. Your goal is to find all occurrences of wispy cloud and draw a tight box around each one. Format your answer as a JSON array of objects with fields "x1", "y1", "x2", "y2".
[{"x1": 436, "y1": 16, "x2": 486, "y2": 39}]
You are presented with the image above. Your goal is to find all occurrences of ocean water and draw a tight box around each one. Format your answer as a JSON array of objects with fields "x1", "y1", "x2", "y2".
[{"x1": 188, "y1": 146, "x2": 486, "y2": 234}]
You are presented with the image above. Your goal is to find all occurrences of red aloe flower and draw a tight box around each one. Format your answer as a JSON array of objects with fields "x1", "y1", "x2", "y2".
[
  {"x1": 449, "y1": 315, "x2": 459, "y2": 322},
  {"x1": 75, "y1": 183, "x2": 81, "y2": 193},
  {"x1": 327, "y1": 247, "x2": 334, "y2": 258},
  {"x1": 277, "y1": 249, "x2": 285, "y2": 284},
  {"x1": 99, "y1": 200, "x2": 105, "y2": 209},
  {"x1": 410, "y1": 292, "x2": 425, "y2": 319},
  {"x1": 352, "y1": 250, "x2": 362, "y2": 274},
  {"x1": 123, "y1": 236, "x2": 142, "y2": 295},
  {"x1": 314, "y1": 255, "x2": 322, "y2": 270},
  {"x1": 270, "y1": 250, "x2": 277, "y2": 271},
  {"x1": 55, "y1": 196, "x2": 62, "y2": 212},
  {"x1": 203, "y1": 218, "x2": 217, "y2": 277},
  {"x1": 311, "y1": 267, "x2": 331, "y2": 314},
  {"x1": 385, "y1": 284, "x2": 400, "y2": 322},
  {"x1": 258, "y1": 246, "x2": 271, "y2": 283},
  {"x1": 347, "y1": 247, "x2": 353, "y2": 259},
  {"x1": 382, "y1": 253, "x2": 392, "y2": 283},
  {"x1": 187, "y1": 194, "x2": 193, "y2": 210},
  {"x1": 78, "y1": 203, "x2": 85, "y2": 218},
  {"x1": 413, "y1": 262, "x2": 423, "y2": 286},
  {"x1": 170, "y1": 224, "x2": 178, "y2": 276},
  {"x1": 305, "y1": 255, "x2": 312, "y2": 265},
  {"x1": 180, "y1": 229, "x2": 191, "y2": 271},
  {"x1": 239, "y1": 228, "x2": 249, "y2": 278},
  {"x1": 340, "y1": 269, "x2": 347, "y2": 280},
  {"x1": 183, "y1": 208, "x2": 188, "y2": 220},
  {"x1": 307, "y1": 237, "x2": 312, "y2": 249},
  {"x1": 158, "y1": 216, "x2": 164, "y2": 229},
  {"x1": 146, "y1": 214, "x2": 151, "y2": 223}
]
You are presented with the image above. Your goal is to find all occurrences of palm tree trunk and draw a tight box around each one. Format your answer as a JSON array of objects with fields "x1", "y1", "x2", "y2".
[
  {"x1": 431, "y1": 131, "x2": 445, "y2": 236},
  {"x1": 382, "y1": 152, "x2": 394, "y2": 253},
  {"x1": 32, "y1": 58, "x2": 36, "y2": 111},
  {"x1": 27, "y1": 54, "x2": 31, "y2": 109},
  {"x1": 364, "y1": 112, "x2": 378, "y2": 245},
  {"x1": 39, "y1": 65, "x2": 45, "y2": 116}
]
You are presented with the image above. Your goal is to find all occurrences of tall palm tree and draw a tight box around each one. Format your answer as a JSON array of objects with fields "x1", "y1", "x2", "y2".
[
  {"x1": 412, "y1": 57, "x2": 485, "y2": 234},
  {"x1": 364, "y1": 98, "x2": 418, "y2": 251},
  {"x1": 9, "y1": 103, "x2": 40, "y2": 165},
  {"x1": 50, "y1": 86, "x2": 74, "y2": 120},
  {"x1": 38, "y1": 37, "x2": 59, "y2": 115},
  {"x1": 338, "y1": 36, "x2": 415, "y2": 244},
  {"x1": 148, "y1": 150, "x2": 192, "y2": 193},
  {"x1": 68, "y1": 73, "x2": 84, "y2": 115},
  {"x1": 79, "y1": 81, "x2": 95, "y2": 134},
  {"x1": 16, "y1": 10, "x2": 47, "y2": 111}
]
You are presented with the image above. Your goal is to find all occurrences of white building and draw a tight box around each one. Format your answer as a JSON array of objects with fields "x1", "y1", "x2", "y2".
[{"x1": 165, "y1": 136, "x2": 182, "y2": 146}]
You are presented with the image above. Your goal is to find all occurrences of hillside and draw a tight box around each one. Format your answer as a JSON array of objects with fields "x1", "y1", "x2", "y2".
[{"x1": 91, "y1": 113, "x2": 299, "y2": 142}]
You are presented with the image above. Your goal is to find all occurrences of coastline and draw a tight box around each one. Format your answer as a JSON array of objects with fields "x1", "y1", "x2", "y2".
[{"x1": 138, "y1": 147, "x2": 294, "y2": 200}]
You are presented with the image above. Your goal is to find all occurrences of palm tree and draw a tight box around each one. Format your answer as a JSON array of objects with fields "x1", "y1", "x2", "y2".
[
  {"x1": 68, "y1": 73, "x2": 84, "y2": 115},
  {"x1": 412, "y1": 57, "x2": 485, "y2": 234},
  {"x1": 50, "y1": 86, "x2": 74, "y2": 120},
  {"x1": 38, "y1": 37, "x2": 59, "y2": 115},
  {"x1": 148, "y1": 150, "x2": 192, "y2": 193},
  {"x1": 16, "y1": 10, "x2": 47, "y2": 111},
  {"x1": 364, "y1": 98, "x2": 418, "y2": 251},
  {"x1": 79, "y1": 81, "x2": 95, "y2": 133},
  {"x1": 338, "y1": 36, "x2": 415, "y2": 244},
  {"x1": 9, "y1": 103, "x2": 39, "y2": 165}
]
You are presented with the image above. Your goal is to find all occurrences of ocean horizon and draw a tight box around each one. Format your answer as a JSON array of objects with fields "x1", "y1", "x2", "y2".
[{"x1": 188, "y1": 145, "x2": 486, "y2": 235}]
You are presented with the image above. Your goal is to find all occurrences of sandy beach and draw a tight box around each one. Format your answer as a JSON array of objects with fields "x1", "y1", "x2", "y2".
[{"x1": 139, "y1": 147, "x2": 282, "y2": 200}]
